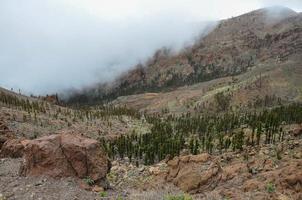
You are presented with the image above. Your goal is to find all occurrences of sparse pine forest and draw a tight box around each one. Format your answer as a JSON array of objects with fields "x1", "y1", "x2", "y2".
[
  {"x1": 2, "y1": 90, "x2": 302, "y2": 166},
  {"x1": 66, "y1": 60, "x2": 251, "y2": 105},
  {"x1": 101, "y1": 103, "x2": 302, "y2": 165},
  {"x1": 0, "y1": 91, "x2": 140, "y2": 122}
]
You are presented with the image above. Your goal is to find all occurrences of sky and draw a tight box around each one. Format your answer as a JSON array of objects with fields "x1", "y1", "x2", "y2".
[{"x1": 0, "y1": 0, "x2": 301, "y2": 95}]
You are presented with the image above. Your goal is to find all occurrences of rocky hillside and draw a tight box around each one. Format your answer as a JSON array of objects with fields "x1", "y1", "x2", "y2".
[
  {"x1": 66, "y1": 7, "x2": 302, "y2": 106},
  {"x1": 113, "y1": 56, "x2": 302, "y2": 113},
  {"x1": 0, "y1": 86, "x2": 150, "y2": 141}
]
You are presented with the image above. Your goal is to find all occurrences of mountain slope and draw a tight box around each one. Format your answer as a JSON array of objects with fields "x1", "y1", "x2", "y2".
[
  {"x1": 112, "y1": 56, "x2": 302, "y2": 113},
  {"x1": 66, "y1": 7, "x2": 302, "y2": 110},
  {"x1": 0, "y1": 86, "x2": 149, "y2": 140}
]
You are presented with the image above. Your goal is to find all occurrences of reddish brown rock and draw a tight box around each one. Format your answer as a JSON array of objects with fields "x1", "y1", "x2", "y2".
[
  {"x1": 280, "y1": 162, "x2": 302, "y2": 191},
  {"x1": 166, "y1": 157, "x2": 180, "y2": 181},
  {"x1": 149, "y1": 166, "x2": 162, "y2": 175},
  {"x1": 261, "y1": 160, "x2": 302, "y2": 196},
  {"x1": 163, "y1": 139, "x2": 302, "y2": 198},
  {"x1": 78, "y1": 180, "x2": 92, "y2": 191},
  {"x1": 92, "y1": 185, "x2": 104, "y2": 192},
  {"x1": 292, "y1": 125, "x2": 302, "y2": 137},
  {"x1": 243, "y1": 179, "x2": 263, "y2": 192},
  {"x1": 263, "y1": 159, "x2": 274, "y2": 171},
  {"x1": 0, "y1": 139, "x2": 24, "y2": 158},
  {"x1": 189, "y1": 153, "x2": 210, "y2": 163},
  {"x1": 173, "y1": 162, "x2": 222, "y2": 193},
  {"x1": 167, "y1": 157, "x2": 179, "y2": 167},
  {"x1": 0, "y1": 120, "x2": 14, "y2": 149},
  {"x1": 19, "y1": 133, "x2": 110, "y2": 185},
  {"x1": 165, "y1": 153, "x2": 223, "y2": 193},
  {"x1": 179, "y1": 155, "x2": 190, "y2": 162},
  {"x1": 222, "y1": 162, "x2": 248, "y2": 181}
]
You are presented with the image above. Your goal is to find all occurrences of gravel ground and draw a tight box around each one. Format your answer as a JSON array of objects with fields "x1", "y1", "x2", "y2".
[{"x1": 0, "y1": 158, "x2": 123, "y2": 200}]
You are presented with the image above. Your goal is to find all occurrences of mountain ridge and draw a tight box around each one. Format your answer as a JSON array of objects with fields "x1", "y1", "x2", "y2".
[{"x1": 65, "y1": 7, "x2": 302, "y2": 109}]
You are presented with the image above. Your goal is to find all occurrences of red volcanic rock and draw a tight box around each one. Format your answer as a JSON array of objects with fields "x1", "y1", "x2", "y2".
[
  {"x1": 0, "y1": 120, "x2": 15, "y2": 149},
  {"x1": 165, "y1": 153, "x2": 223, "y2": 193},
  {"x1": 0, "y1": 139, "x2": 24, "y2": 158},
  {"x1": 19, "y1": 133, "x2": 110, "y2": 185},
  {"x1": 291, "y1": 125, "x2": 302, "y2": 137}
]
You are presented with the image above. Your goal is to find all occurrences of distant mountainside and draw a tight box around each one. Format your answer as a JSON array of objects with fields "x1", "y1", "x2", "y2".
[{"x1": 66, "y1": 7, "x2": 302, "y2": 109}]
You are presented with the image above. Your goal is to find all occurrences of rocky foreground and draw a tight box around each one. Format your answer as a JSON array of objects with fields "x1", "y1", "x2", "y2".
[
  {"x1": 108, "y1": 125, "x2": 302, "y2": 200},
  {"x1": 0, "y1": 119, "x2": 301, "y2": 200}
]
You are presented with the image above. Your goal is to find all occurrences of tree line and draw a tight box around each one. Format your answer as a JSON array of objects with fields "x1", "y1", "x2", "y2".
[
  {"x1": 102, "y1": 103, "x2": 302, "y2": 165},
  {"x1": 0, "y1": 91, "x2": 140, "y2": 123}
]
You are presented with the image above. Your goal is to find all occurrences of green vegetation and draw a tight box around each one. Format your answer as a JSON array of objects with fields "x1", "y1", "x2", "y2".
[
  {"x1": 116, "y1": 195, "x2": 123, "y2": 200},
  {"x1": 266, "y1": 182, "x2": 276, "y2": 193},
  {"x1": 83, "y1": 177, "x2": 95, "y2": 186},
  {"x1": 0, "y1": 91, "x2": 47, "y2": 113},
  {"x1": 0, "y1": 91, "x2": 140, "y2": 125},
  {"x1": 65, "y1": 54, "x2": 253, "y2": 105},
  {"x1": 99, "y1": 191, "x2": 108, "y2": 197},
  {"x1": 102, "y1": 103, "x2": 302, "y2": 165},
  {"x1": 2, "y1": 89, "x2": 302, "y2": 168},
  {"x1": 214, "y1": 92, "x2": 231, "y2": 111}
]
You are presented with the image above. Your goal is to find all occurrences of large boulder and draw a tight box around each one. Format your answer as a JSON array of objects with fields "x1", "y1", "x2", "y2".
[{"x1": 19, "y1": 133, "x2": 110, "y2": 185}]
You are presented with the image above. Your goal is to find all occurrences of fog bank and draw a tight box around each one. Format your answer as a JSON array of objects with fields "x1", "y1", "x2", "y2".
[{"x1": 0, "y1": 0, "x2": 301, "y2": 95}]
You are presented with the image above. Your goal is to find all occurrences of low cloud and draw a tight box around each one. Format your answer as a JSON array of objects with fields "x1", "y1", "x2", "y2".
[{"x1": 0, "y1": 0, "x2": 301, "y2": 95}]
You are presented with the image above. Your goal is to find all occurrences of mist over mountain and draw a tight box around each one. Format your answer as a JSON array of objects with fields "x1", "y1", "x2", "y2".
[
  {"x1": 0, "y1": 0, "x2": 301, "y2": 95},
  {"x1": 64, "y1": 5, "x2": 302, "y2": 106}
]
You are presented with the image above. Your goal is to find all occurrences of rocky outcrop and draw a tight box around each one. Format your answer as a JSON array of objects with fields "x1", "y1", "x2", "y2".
[
  {"x1": 164, "y1": 149, "x2": 302, "y2": 199},
  {"x1": 0, "y1": 139, "x2": 24, "y2": 158},
  {"x1": 290, "y1": 124, "x2": 302, "y2": 137},
  {"x1": 264, "y1": 159, "x2": 302, "y2": 192},
  {"x1": 165, "y1": 153, "x2": 223, "y2": 193},
  {"x1": 0, "y1": 120, "x2": 18, "y2": 158},
  {"x1": 0, "y1": 120, "x2": 14, "y2": 149},
  {"x1": 19, "y1": 133, "x2": 110, "y2": 186}
]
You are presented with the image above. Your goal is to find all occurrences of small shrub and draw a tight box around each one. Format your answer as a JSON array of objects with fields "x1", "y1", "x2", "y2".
[
  {"x1": 116, "y1": 195, "x2": 123, "y2": 200},
  {"x1": 99, "y1": 191, "x2": 108, "y2": 197},
  {"x1": 83, "y1": 176, "x2": 94, "y2": 186},
  {"x1": 214, "y1": 92, "x2": 231, "y2": 111},
  {"x1": 266, "y1": 182, "x2": 275, "y2": 193}
]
